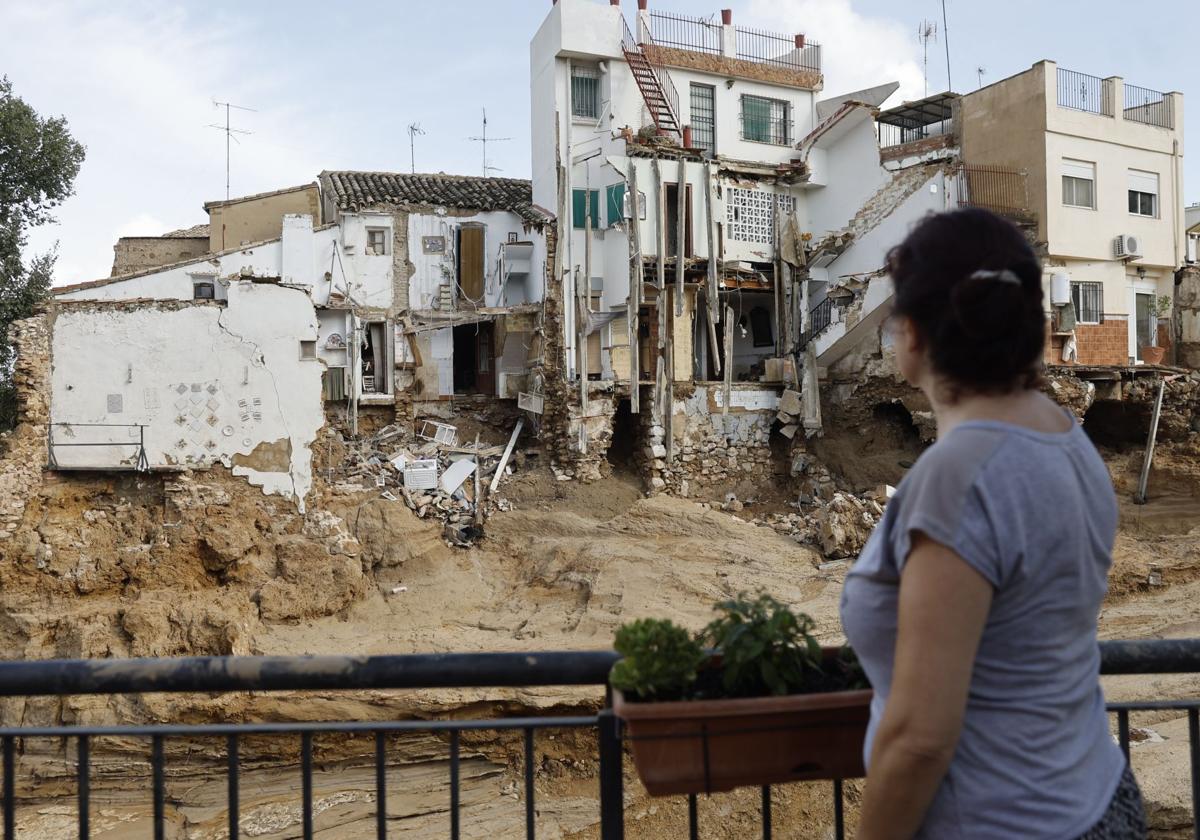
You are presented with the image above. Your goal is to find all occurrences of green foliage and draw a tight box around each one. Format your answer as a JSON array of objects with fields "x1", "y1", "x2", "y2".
[
  {"x1": 0, "y1": 76, "x2": 85, "y2": 429},
  {"x1": 609, "y1": 618, "x2": 706, "y2": 700},
  {"x1": 700, "y1": 594, "x2": 824, "y2": 697},
  {"x1": 1153, "y1": 295, "x2": 1173, "y2": 318}
]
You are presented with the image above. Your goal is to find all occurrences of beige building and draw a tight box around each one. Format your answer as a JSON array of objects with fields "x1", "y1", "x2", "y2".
[
  {"x1": 960, "y1": 60, "x2": 1186, "y2": 366},
  {"x1": 204, "y1": 183, "x2": 322, "y2": 253}
]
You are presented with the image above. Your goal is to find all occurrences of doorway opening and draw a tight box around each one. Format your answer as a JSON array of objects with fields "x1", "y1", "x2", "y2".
[
  {"x1": 361, "y1": 321, "x2": 391, "y2": 395},
  {"x1": 610, "y1": 399, "x2": 637, "y2": 473},
  {"x1": 452, "y1": 322, "x2": 495, "y2": 395}
]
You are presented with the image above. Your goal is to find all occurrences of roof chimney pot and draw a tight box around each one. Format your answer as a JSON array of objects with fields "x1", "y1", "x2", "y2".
[{"x1": 721, "y1": 9, "x2": 733, "y2": 25}]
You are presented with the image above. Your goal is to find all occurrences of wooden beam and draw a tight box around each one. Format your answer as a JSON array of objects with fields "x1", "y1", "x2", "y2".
[
  {"x1": 627, "y1": 159, "x2": 642, "y2": 414},
  {"x1": 703, "y1": 162, "x2": 721, "y2": 375},
  {"x1": 489, "y1": 418, "x2": 525, "y2": 494},
  {"x1": 723, "y1": 303, "x2": 733, "y2": 417},
  {"x1": 675, "y1": 157, "x2": 686, "y2": 318}
]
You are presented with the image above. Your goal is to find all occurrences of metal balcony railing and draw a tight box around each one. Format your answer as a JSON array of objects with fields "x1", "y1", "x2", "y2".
[
  {"x1": 955, "y1": 164, "x2": 1031, "y2": 218},
  {"x1": 47, "y1": 422, "x2": 149, "y2": 472},
  {"x1": 644, "y1": 10, "x2": 722, "y2": 55},
  {"x1": 639, "y1": 11, "x2": 821, "y2": 74},
  {"x1": 735, "y1": 26, "x2": 821, "y2": 74},
  {"x1": 1124, "y1": 83, "x2": 1174, "y2": 129},
  {"x1": 799, "y1": 297, "x2": 835, "y2": 347},
  {"x1": 1057, "y1": 67, "x2": 1114, "y2": 116},
  {"x1": 1, "y1": 641, "x2": 1199, "y2": 839}
]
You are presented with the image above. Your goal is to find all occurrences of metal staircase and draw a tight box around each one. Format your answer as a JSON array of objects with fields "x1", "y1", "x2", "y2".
[{"x1": 622, "y1": 17, "x2": 681, "y2": 139}]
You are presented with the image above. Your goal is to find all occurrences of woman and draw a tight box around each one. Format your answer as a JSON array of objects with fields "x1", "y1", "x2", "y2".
[{"x1": 841, "y1": 208, "x2": 1145, "y2": 839}]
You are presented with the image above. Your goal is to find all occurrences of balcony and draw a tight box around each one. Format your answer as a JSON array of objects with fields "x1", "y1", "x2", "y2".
[
  {"x1": 875, "y1": 92, "x2": 959, "y2": 163},
  {"x1": 955, "y1": 164, "x2": 1033, "y2": 220},
  {"x1": 637, "y1": 8, "x2": 821, "y2": 86},
  {"x1": 0, "y1": 642, "x2": 1197, "y2": 838},
  {"x1": 1056, "y1": 66, "x2": 1175, "y2": 129}
]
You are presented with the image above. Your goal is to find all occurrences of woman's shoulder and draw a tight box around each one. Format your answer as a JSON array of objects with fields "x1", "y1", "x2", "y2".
[{"x1": 903, "y1": 424, "x2": 1014, "y2": 493}]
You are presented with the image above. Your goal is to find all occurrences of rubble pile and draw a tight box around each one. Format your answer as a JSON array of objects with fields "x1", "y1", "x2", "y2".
[
  {"x1": 331, "y1": 422, "x2": 529, "y2": 547},
  {"x1": 748, "y1": 488, "x2": 890, "y2": 561}
]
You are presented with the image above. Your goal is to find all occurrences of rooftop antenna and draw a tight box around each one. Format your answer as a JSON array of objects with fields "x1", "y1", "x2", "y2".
[
  {"x1": 976, "y1": 66, "x2": 987, "y2": 90},
  {"x1": 468, "y1": 108, "x2": 511, "y2": 177},
  {"x1": 407, "y1": 122, "x2": 426, "y2": 174},
  {"x1": 208, "y1": 100, "x2": 255, "y2": 201},
  {"x1": 917, "y1": 20, "x2": 937, "y2": 98},
  {"x1": 941, "y1": 0, "x2": 953, "y2": 92}
]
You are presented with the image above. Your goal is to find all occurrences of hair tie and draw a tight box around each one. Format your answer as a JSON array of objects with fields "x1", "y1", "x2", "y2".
[{"x1": 969, "y1": 269, "x2": 1022, "y2": 286}]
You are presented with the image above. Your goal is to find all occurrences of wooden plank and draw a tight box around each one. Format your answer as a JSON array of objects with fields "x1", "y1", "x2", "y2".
[
  {"x1": 704, "y1": 162, "x2": 722, "y2": 376},
  {"x1": 1135, "y1": 377, "x2": 1171, "y2": 504},
  {"x1": 723, "y1": 304, "x2": 734, "y2": 416},
  {"x1": 675, "y1": 157, "x2": 686, "y2": 317},
  {"x1": 473, "y1": 434, "x2": 483, "y2": 527},
  {"x1": 489, "y1": 418, "x2": 525, "y2": 494}
]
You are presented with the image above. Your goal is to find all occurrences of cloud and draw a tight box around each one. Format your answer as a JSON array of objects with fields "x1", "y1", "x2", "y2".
[{"x1": 742, "y1": 0, "x2": 926, "y2": 105}]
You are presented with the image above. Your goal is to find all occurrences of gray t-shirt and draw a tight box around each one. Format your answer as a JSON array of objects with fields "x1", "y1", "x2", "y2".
[{"x1": 841, "y1": 418, "x2": 1125, "y2": 839}]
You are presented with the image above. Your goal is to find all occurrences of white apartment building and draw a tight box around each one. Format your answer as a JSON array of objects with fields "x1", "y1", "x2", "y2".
[{"x1": 959, "y1": 60, "x2": 1186, "y2": 366}]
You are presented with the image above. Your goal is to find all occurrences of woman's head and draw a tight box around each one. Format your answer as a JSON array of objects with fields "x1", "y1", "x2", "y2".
[{"x1": 886, "y1": 207, "x2": 1045, "y2": 399}]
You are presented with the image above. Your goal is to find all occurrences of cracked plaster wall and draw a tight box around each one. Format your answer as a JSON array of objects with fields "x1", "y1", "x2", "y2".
[{"x1": 48, "y1": 282, "x2": 323, "y2": 509}]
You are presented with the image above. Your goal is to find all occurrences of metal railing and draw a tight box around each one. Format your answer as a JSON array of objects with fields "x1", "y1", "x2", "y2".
[
  {"x1": 955, "y1": 164, "x2": 1031, "y2": 218},
  {"x1": 625, "y1": 14, "x2": 681, "y2": 139},
  {"x1": 0, "y1": 642, "x2": 1198, "y2": 838},
  {"x1": 1057, "y1": 67, "x2": 1114, "y2": 116},
  {"x1": 877, "y1": 121, "x2": 953, "y2": 151},
  {"x1": 736, "y1": 26, "x2": 821, "y2": 73},
  {"x1": 46, "y1": 422, "x2": 149, "y2": 472},
  {"x1": 644, "y1": 10, "x2": 722, "y2": 55},
  {"x1": 800, "y1": 297, "x2": 836, "y2": 347},
  {"x1": 1124, "y1": 83, "x2": 1174, "y2": 129}
]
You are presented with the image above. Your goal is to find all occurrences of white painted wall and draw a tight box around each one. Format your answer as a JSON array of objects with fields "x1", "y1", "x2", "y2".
[
  {"x1": 50, "y1": 282, "x2": 323, "y2": 509},
  {"x1": 804, "y1": 119, "x2": 891, "y2": 237},
  {"x1": 337, "y1": 211, "x2": 394, "y2": 310}
]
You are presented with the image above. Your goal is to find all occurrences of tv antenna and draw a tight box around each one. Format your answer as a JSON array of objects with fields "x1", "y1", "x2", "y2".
[
  {"x1": 917, "y1": 20, "x2": 937, "y2": 98},
  {"x1": 407, "y1": 123, "x2": 426, "y2": 174},
  {"x1": 209, "y1": 100, "x2": 255, "y2": 201},
  {"x1": 941, "y1": 0, "x2": 953, "y2": 92},
  {"x1": 976, "y1": 66, "x2": 987, "y2": 90},
  {"x1": 468, "y1": 108, "x2": 511, "y2": 177}
]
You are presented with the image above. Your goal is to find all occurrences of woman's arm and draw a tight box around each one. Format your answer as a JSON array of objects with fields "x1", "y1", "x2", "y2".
[{"x1": 856, "y1": 532, "x2": 994, "y2": 840}]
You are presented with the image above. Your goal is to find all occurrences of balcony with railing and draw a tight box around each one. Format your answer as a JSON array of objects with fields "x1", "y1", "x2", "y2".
[
  {"x1": 875, "y1": 92, "x2": 959, "y2": 162},
  {"x1": 955, "y1": 164, "x2": 1033, "y2": 221},
  {"x1": 1, "y1": 641, "x2": 1200, "y2": 838},
  {"x1": 637, "y1": 7, "x2": 821, "y2": 82},
  {"x1": 1055, "y1": 66, "x2": 1175, "y2": 129}
]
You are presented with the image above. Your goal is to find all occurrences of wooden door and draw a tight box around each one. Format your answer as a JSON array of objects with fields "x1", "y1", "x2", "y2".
[
  {"x1": 459, "y1": 226, "x2": 485, "y2": 302},
  {"x1": 476, "y1": 322, "x2": 495, "y2": 395}
]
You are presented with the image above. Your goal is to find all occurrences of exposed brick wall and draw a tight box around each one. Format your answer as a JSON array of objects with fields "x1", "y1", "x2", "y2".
[
  {"x1": 879, "y1": 134, "x2": 955, "y2": 163},
  {"x1": 1046, "y1": 317, "x2": 1130, "y2": 366}
]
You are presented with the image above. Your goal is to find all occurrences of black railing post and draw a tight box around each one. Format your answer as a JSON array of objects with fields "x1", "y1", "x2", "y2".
[
  {"x1": 2, "y1": 735, "x2": 12, "y2": 840},
  {"x1": 597, "y1": 710, "x2": 624, "y2": 840}
]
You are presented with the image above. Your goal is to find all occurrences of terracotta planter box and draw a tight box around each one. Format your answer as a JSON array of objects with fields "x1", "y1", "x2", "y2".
[
  {"x1": 1142, "y1": 346, "x2": 1166, "y2": 366},
  {"x1": 613, "y1": 660, "x2": 873, "y2": 796}
]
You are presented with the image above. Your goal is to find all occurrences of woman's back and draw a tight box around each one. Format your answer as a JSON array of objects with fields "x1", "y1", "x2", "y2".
[{"x1": 843, "y1": 418, "x2": 1126, "y2": 839}]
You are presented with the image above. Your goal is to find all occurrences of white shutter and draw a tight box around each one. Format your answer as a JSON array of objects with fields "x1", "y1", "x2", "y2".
[
  {"x1": 1062, "y1": 159, "x2": 1096, "y2": 181},
  {"x1": 1128, "y1": 169, "x2": 1159, "y2": 196}
]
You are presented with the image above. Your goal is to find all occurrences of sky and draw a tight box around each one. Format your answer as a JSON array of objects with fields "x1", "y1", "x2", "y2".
[{"x1": 3, "y1": 0, "x2": 1197, "y2": 285}]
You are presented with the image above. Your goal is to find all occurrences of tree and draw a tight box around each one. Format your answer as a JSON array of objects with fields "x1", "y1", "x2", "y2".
[{"x1": 0, "y1": 76, "x2": 85, "y2": 429}]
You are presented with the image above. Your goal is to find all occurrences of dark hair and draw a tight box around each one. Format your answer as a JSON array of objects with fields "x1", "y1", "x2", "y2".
[{"x1": 888, "y1": 207, "x2": 1045, "y2": 396}]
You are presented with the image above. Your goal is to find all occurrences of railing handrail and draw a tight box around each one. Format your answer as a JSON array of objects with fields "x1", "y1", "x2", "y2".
[{"x1": 0, "y1": 640, "x2": 1187, "y2": 698}]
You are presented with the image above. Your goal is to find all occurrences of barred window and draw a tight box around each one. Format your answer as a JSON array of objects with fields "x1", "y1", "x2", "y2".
[
  {"x1": 741, "y1": 94, "x2": 791, "y2": 145},
  {"x1": 571, "y1": 64, "x2": 600, "y2": 120},
  {"x1": 690, "y1": 84, "x2": 715, "y2": 156},
  {"x1": 1071, "y1": 281, "x2": 1103, "y2": 324}
]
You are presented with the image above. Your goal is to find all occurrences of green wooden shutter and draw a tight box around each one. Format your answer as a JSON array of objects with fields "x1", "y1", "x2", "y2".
[
  {"x1": 606, "y1": 184, "x2": 626, "y2": 226},
  {"x1": 572, "y1": 189, "x2": 600, "y2": 229}
]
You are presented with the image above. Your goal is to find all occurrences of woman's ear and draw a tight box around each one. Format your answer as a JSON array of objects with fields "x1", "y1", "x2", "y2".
[{"x1": 896, "y1": 314, "x2": 924, "y2": 356}]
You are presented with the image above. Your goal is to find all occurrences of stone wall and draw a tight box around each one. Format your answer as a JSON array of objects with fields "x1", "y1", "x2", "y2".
[
  {"x1": 641, "y1": 384, "x2": 777, "y2": 496},
  {"x1": 111, "y1": 236, "x2": 209, "y2": 277},
  {"x1": 0, "y1": 312, "x2": 51, "y2": 542}
]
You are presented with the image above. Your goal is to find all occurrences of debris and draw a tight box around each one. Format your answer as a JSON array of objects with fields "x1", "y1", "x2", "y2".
[
  {"x1": 390, "y1": 585, "x2": 408, "y2": 595},
  {"x1": 418, "y1": 420, "x2": 458, "y2": 447},
  {"x1": 440, "y1": 459, "x2": 476, "y2": 495},
  {"x1": 489, "y1": 418, "x2": 526, "y2": 494},
  {"x1": 403, "y1": 459, "x2": 439, "y2": 491},
  {"x1": 779, "y1": 389, "x2": 803, "y2": 416}
]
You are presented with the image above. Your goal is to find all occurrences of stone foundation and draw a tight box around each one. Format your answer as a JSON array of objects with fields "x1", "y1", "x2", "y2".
[{"x1": 0, "y1": 312, "x2": 52, "y2": 541}]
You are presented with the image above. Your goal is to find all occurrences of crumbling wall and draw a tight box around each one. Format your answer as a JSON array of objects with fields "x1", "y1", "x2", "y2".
[
  {"x1": 48, "y1": 283, "x2": 324, "y2": 508},
  {"x1": 0, "y1": 312, "x2": 51, "y2": 543},
  {"x1": 1176, "y1": 266, "x2": 1200, "y2": 369},
  {"x1": 111, "y1": 236, "x2": 209, "y2": 276},
  {"x1": 642, "y1": 385, "x2": 776, "y2": 496}
]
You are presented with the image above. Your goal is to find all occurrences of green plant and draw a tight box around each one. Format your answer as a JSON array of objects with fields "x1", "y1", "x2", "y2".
[
  {"x1": 610, "y1": 618, "x2": 706, "y2": 701},
  {"x1": 701, "y1": 594, "x2": 823, "y2": 698},
  {"x1": 1152, "y1": 295, "x2": 1173, "y2": 318}
]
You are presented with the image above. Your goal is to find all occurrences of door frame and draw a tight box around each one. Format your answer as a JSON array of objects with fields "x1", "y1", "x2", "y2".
[{"x1": 1128, "y1": 278, "x2": 1157, "y2": 364}]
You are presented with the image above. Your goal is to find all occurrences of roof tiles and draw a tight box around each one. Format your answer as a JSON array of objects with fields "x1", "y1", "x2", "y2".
[{"x1": 320, "y1": 171, "x2": 549, "y2": 225}]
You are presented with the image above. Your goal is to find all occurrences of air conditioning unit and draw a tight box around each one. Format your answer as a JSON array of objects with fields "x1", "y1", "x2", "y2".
[{"x1": 1114, "y1": 234, "x2": 1143, "y2": 259}]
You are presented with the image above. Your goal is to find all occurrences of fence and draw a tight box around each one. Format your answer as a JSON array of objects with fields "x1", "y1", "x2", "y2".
[
  {"x1": 735, "y1": 26, "x2": 821, "y2": 73},
  {"x1": 1057, "y1": 67, "x2": 1114, "y2": 116},
  {"x1": 1124, "y1": 83, "x2": 1174, "y2": 129},
  {"x1": 46, "y1": 423, "x2": 149, "y2": 472},
  {"x1": 955, "y1": 165, "x2": 1030, "y2": 218},
  {"x1": 643, "y1": 10, "x2": 721, "y2": 55},
  {"x1": 1, "y1": 641, "x2": 1199, "y2": 838},
  {"x1": 877, "y1": 120, "x2": 953, "y2": 151},
  {"x1": 799, "y1": 297, "x2": 835, "y2": 347}
]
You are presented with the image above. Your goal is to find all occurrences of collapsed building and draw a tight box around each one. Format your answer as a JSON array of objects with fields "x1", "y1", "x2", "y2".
[{"x1": 25, "y1": 0, "x2": 1196, "y2": 520}]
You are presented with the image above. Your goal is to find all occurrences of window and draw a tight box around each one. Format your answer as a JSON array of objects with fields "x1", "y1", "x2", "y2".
[
  {"x1": 741, "y1": 95, "x2": 791, "y2": 145},
  {"x1": 366, "y1": 228, "x2": 388, "y2": 256},
  {"x1": 1062, "y1": 159, "x2": 1096, "y2": 209},
  {"x1": 1071, "y1": 281, "x2": 1103, "y2": 324},
  {"x1": 1128, "y1": 170, "x2": 1159, "y2": 217},
  {"x1": 192, "y1": 280, "x2": 215, "y2": 300},
  {"x1": 571, "y1": 64, "x2": 600, "y2": 120},
  {"x1": 572, "y1": 189, "x2": 601, "y2": 229},
  {"x1": 690, "y1": 83, "x2": 716, "y2": 156},
  {"x1": 606, "y1": 183, "x2": 625, "y2": 227}
]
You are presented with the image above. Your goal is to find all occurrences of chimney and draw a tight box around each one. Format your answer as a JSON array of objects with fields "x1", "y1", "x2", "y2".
[
  {"x1": 610, "y1": 0, "x2": 620, "y2": 5},
  {"x1": 638, "y1": 0, "x2": 648, "y2": 8},
  {"x1": 682, "y1": 126, "x2": 693, "y2": 149},
  {"x1": 795, "y1": 33, "x2": 806, "y2": 49},
  {"x1": 721, "y1": 9, "x2": 732, "y2": 25}
]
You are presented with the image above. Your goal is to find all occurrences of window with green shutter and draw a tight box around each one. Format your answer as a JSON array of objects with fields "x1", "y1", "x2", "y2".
[
  {"x1": 606, "y1": 183, "x2": 625, "y2": 226},
  {"x1": 572, "y1": 189, "x2": 601, "y2": 229}
]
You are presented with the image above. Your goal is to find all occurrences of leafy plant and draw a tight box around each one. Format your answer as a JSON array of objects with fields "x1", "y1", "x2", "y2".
[
  {"x1": 609, "y1": 618, "x2": 706, "y2": 701},
  {"x1": 1152, "y1": 295, "x2": 1173, "y2": 318},
  {"x1": 700, "y1": 594, "x2": 824, "y2": 697}
]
